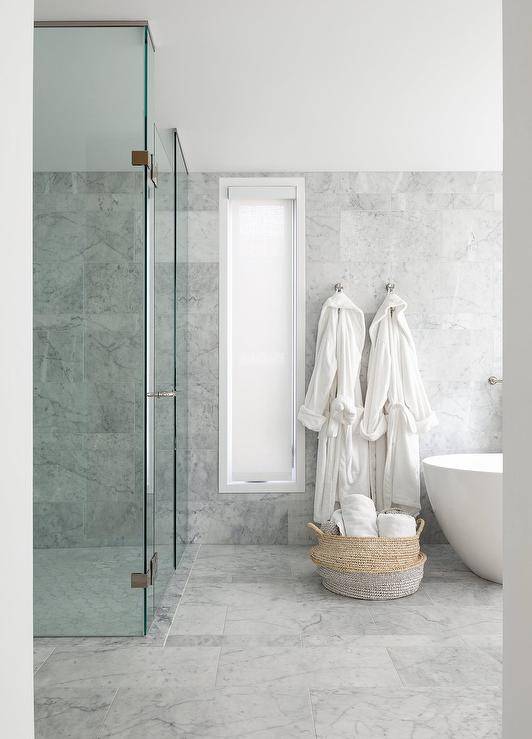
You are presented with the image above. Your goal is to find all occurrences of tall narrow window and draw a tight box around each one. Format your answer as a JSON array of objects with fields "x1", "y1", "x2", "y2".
[{"x1": 219, "y1": 178, "x2": 305, "y2": 493}]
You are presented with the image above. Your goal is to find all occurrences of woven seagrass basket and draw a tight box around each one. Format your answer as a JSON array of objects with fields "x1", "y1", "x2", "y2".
[
  {"x1": 307, "y1": 518, "x2": 426, "y2": 600},
  {"x1": 317, "y1": 554, "x2": 427, "y2": 600}
]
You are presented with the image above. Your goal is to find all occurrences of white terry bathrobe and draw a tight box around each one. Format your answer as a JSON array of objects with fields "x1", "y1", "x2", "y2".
[
  {"x1": 298, "y1": 291, "x2": 370, "y2": 523},
  {"x1": 360, "y1": 293, "x2": 438, "y2": 513}
]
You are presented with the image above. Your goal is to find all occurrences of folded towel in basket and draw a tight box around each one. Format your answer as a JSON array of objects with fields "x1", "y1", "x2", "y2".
[
  {"x1": 341, "y1": 494, "x2": 378, "y2": 537},
  {"x1": 331, "y1": 508, "x2": 346, "y2": 535},
  {"x1": 377, "y1": 511, "x2": 416, "y2": 538}
]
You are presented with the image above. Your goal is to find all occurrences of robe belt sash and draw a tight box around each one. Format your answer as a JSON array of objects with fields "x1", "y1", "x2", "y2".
[{"x1": 326, "y1": 396, "x2": 364, "y2": 484}]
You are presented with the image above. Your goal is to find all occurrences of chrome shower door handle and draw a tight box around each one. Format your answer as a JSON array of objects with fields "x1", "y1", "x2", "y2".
[
  {"x1": 147, "y1": 390, "x2": 177, "y2": 398},
  {"x1": 488, "y1": 376, "x2": 503, "y2": 385}
]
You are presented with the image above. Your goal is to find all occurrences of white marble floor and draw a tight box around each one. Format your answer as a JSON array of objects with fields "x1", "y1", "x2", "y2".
[{"x1": 34, "y1": 544, "x2": 502, "y2": 738}]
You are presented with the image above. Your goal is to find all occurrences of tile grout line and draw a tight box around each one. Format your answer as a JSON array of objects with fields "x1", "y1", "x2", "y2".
[
  {"x1": 34, "y1": 646, "x2": 56, "y2": 675},
  {"x1": 97, "y1": 686, "x2": 120, "y2": 738},
  {"x1": 163, "y1": 543, "x2": 202, "y2": 647},
  {"x1": 307, "y1": 688, "x2": 318, "y2": 738},
  {"x1": 385, "y1": 646, "x2": 406, "y2": 687}
]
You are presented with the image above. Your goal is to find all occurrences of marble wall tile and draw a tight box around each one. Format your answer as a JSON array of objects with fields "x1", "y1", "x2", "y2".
[
  {"x1": 75, "y1": 171, "x2": 142, "y2": 194},
  {"x1": 155, "y1": 209, "x2": 175, "y2": 263},
  {"x1": 186, "y1": 449, "x2": 219, "y2": 503},
  {"x1": 155, "y1": 262, "x2": 175, "y2": 316},
  {"x1": 183, "y1": 262, "x2": 219, "y2": 313},
  {"x1": 188, "y1": 210, "x2": 219, "y2": 261},
  {"x1": 34, "y1": 173, "x2": 147, "y2": 552},
  {"x1": 392, "y1": 192, "x2": 495, "y2": 211},
  {"x1": 84, "y1": 433, "x2": 136, "y2": 500},
  {"x1": 340, "y1": 209, "x2": 443, "y2": 262},
  {"x1": 306, "y1": 208, "x2": 341, "y2": 261},
  {"x1": 203, "y1": 496, "x2": 289, "y2": 544},
  {"x1": 85, "y1": 314, "x2": 142, "y2": 383},
  {"x1": 187, "y1": 173, "x2": 220, "y2": 210},
  {"x1": 442, "y1": 209, "x2": 502, "y2": 263},
  {"x1": 34, "y1": 381, "x2": 88, "y2": 433},
  {"x1": 34, "y1": 212, "x2": 86, "y2": 262},
  {"x1": 33, "y1": 315, "x2": 84, "y2": 383},
  {"x1": 84, "y1": 500, "x2": 143, "y2": 546},
  {"x1": 163, "y1": 171, "x2": 504, "y2": 545},
  {"x1": 87, "y1": 382, "x2": 136, "y2": 433},
  {"x1": 187, "y1": 311, "x2": 219, "y2": 388},
  {"x1": 34, "y1": 501, "x2": 84, "y2": 548},
  {"x1": 34, "y1": 260, "x2": 84, "y2": 314},
  {"x1": 187, "y1": 398, "x2": 218, "y2": 450},
  {"x1": 84, "y1": 263, "x2": 143, "y2": 314},
  {"x1": 47, "y1": 172, "x2": 75, "y2": 193},
  {"x1": 154, "y1": 400, "x2": 175, "y2": 451},
  {"x1": 184, "y1": 171, "x2": 502, "y2": 544},
  {"x1": 34, "y1": 431, "x2": 86, "y2": 502},
  {"x1": 85, "y1": 209, "x2": 136, "y2": 262}
]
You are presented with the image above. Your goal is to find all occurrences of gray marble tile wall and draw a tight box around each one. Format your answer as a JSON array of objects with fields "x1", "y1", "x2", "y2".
[
  {"x1": 33, "y1": 171, "x2": 146, "y2": 548},
  {"x1": 185, "y1": 172, "x2": 502, "y2": 544}
]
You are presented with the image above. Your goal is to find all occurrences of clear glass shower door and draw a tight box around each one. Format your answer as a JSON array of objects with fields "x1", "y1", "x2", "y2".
[
  {"x1": 33, "y1": 24, "x2": 148, "y2": 636},
  {"x1": 145, "y1": 127, "x2": 177, "y2": 627}
]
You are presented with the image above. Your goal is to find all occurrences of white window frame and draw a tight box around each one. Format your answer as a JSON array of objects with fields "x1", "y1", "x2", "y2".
[{"x1": 219, "y1": 176, "x2": 306, "y2": 493}]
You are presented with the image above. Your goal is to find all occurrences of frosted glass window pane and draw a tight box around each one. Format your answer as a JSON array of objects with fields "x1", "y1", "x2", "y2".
[{"x1": 229, "y1": 198, "x2": 294, "y2": 482}]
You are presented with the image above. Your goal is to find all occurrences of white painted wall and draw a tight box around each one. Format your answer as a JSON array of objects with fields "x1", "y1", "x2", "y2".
[
  {"x1": 0, "y1": 1, "x2": 34, "y2": 737},
  {"x1": 35, "y1": 0, "x2": 502, "y2": 172},
  {"x1": 503, "y1": 2, "x2": 532, "y2": 736}
]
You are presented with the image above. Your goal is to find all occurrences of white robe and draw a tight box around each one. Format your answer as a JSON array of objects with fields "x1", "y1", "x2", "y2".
[
  {"x1": 360, "y1": 293, "x2": 438, "y2": 514},
  {"x1": 298, "y1": 292, "x2": 370, "y2": 523}
]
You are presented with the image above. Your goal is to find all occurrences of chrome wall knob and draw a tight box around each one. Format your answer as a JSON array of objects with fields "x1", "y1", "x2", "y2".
[{"x1": 488, "y1": 376, "x2": 503, "y2": 385}]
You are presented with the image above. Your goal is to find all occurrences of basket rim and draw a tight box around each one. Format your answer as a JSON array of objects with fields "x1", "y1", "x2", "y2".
[
  {"x1": 311, "y1": 551, "x2": 427, "y2": 574},
  {"x1": 307, "y1": 518, "x2": 424, "y2": 542}
]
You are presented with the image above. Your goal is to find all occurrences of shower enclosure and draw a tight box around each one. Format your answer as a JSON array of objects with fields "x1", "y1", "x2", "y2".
[{"x1": 33, "y1": 22, "x2": 188, "y2": 636}]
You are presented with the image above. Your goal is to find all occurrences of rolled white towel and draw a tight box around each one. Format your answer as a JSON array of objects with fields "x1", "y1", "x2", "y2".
[
  {"x1": 341, "y1": 494, "x2": 378, "y2": 537},
  {"x1": 331, "y1": 508, "x2": 346, "y2": 536},
  {"x1": 377, "y1": 511, "x2": 416, "y2": 538}
]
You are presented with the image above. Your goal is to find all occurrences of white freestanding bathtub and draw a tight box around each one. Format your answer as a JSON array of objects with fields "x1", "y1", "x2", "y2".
[{"x1": 422, "y1": 453, "x2": 502, "y2": 583}]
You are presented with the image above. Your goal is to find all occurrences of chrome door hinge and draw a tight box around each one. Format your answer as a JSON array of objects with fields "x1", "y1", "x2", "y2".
[
  {"x1": 131, "y1": 149, "x2": 158, "y2": 187},
  {"x1": 131, "y1": 552, "x2": 158, "y2": 589}
]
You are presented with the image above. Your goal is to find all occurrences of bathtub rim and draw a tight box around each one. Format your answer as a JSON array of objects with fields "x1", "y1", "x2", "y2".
[{"x1": 422, "y1": 452, "x2": 503, "y2": 475}]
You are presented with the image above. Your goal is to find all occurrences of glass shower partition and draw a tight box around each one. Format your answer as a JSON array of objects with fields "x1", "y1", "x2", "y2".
[{"x1": 33, "y1": 23, "x2": 181, "y2": 636}]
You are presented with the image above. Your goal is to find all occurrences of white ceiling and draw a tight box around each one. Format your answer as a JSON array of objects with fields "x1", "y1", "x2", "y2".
[{"x1": 35, "y1": 0, "x2": 502, "y2": 172}]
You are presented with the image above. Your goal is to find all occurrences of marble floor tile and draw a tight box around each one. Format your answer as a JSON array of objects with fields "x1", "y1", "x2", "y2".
[
  {"x1": 165, "y1": 634, "x2": 302, "y2": 648},
  {"x1": 369, "y1": 604, "x2": 502, "y2": 636},
  {"x1": 310, "y1": 686, "x2": 501, "y2": 738},
  {"x1": 181, "y1": 579, "x2": 321, "y2": 607},
  {"x1": 34, "y1": 644, "x2": 55, "y2": 674},
  {"x1": 388, "y1": 644, "x2": 502, "y2": 687},
  {"x1": 461, "y1": 634, "x2": 503, "y2": 665},
  {"x1": 223, "y1": 602, "x2": 375, "y2": 637},
  {"x1": 169, "y1": 604, "x2": 227, "y2": 635},
  {"x1": 216, "y1": 645, "x2": 401, "y2": 690},
  {"x1": 302, "y1": 633, "x2": 465, "y2": 648},
  {"x1": 33, "y1": 543, "x2": 502, "y2": 737},
  {"x1": 423, "y1": 574, "x2": 502, "y2": 608},
  {"x1": 34, "y1": 687, "x2": 117, "y2": 739},
  {"x1": 100, "y1": 685, "x2": 315, "y2": 738},
  {"x1": 35, "y1": 645, "x2": 221, "y2": 690}
]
